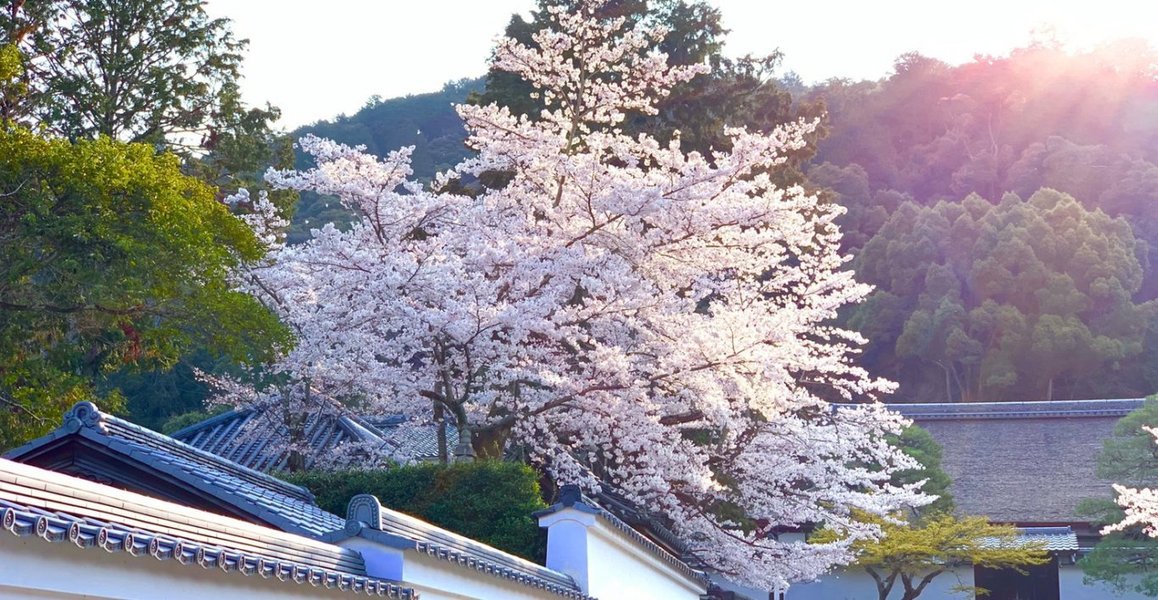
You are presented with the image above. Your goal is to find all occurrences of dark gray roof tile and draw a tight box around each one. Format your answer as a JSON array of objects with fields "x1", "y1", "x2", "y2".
[
  {"x1": 5, "y1": 402, "x2": 345, "y2": 537},
  {"x1": 172, "y1": 403, "x2": 400, "y2": 470},
  {"x1": 0, "y1": 458, "x2": 414, "y2": 598}
]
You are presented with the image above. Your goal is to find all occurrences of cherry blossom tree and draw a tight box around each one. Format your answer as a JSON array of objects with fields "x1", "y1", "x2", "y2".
[
  {"x1": 1105, "y1": 426, "x2": 1158, "y2": 537},
  {"x1": 236, "y1": 0, "x2": 927, "y2": 587}
]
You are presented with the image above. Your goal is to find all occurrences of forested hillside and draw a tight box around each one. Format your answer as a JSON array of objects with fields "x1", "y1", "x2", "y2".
[
  {"x1": 285, "y1": 79, "x2": 482, "y2": 243},
  {"x1": 806, "y1": 41, "x2": 1158, "y2": 402}
]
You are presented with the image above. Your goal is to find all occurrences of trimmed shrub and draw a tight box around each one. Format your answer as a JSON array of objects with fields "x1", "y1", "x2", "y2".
[{"x1": 288, "y1": 461, "x2": 547, "y2": 561}]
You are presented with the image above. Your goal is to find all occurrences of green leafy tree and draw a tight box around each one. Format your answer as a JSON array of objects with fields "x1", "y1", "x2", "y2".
[
  {"x1": 0, "y1": 43, "x2": 25, "y2": 124},
  {"x1": 807, "y1": 42, "x2": 1158, "y2": 209},
  {"x1": 1079, "y1": 397, "x2": 1158, "y2": 596},
  {"x1": 890, "y1": 425, "x2": 954, "y2": 515},
  {"x1": 832, "y1": 513, "x2": 1049, "y2": 600},
  {"x1": 815, "y1": 425, "x2": 1047, "y2": 600},
  {"x1": 1, "y1": 1, "x2": 298, "y2": 430},
  {"x1": 288, "y1": 462, "x2": 548, "y2": 561},
  {"x1": 3, "y1": 0, "x2": 254, "y2": 145},
  {"x1": 3, "y1": 0, "x2": 294, "y2": 202},
  {"x1": 472, "y1": 0, "x2": 822, "y2": 173},
  {"x1": 0, "y1": 126, "x2": 290, "y2": 448},
  {"x1": 852, "y1": 188, "x2": 1157, "y2": 403}
]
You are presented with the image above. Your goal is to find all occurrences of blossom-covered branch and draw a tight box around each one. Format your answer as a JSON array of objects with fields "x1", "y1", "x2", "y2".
[
  {"x1": 1105, "y1": 426, "x2": 1158, "y2": 537},
  {"x1": 235, "y1": 0, "x2": 928, "y2": 587}
]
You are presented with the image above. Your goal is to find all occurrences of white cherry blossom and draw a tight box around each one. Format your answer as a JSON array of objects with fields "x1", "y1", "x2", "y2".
[{"x1": 236, "y1": 0, "x2": 928, "y2": 587}]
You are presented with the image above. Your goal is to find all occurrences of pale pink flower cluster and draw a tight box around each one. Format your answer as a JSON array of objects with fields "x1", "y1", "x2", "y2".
[
  {"x1": 236, "y1": 0, "x2": 928, "y2": 587},
  {"x1": 1105, "y1": 427, "x2": 1158, "y2": 537}
]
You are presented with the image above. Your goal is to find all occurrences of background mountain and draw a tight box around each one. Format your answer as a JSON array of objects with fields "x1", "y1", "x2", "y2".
[{"x1": 285, "y1": 78, "x2": 483, "y2": 244}]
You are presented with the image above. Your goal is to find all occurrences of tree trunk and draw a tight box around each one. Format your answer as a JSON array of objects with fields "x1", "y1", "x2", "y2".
[
  {"x1": 934, "y1": 360, "x2": 953, "y2": 402},
  {"x1": 473, "y1": 421, "x2": 513, "y2": 460},
  {"x1": 287, "y1": 448, "x2": 305, "y2": 473},
  {"x1": 434, "y1": 401, "x2": 448, "y2": 464},
  {"x1": 865, "y1": 566, "x2": 897, "y2": 600},
  {"x1": 945, "y1": 364, "x2": 953, "y2": 403}
]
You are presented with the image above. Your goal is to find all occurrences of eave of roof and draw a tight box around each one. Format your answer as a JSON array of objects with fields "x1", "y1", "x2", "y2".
[
  {"x1": 0, "y1": 458, "x2": 415, "y2": 599},
  {"x1": 4, "y1": 402, "x2": 345, "y2": 537},
  {"x1": 887, "y1": 398, "x2": 1146, "y2": 421},
  {"x1": 981, "y1": 526, "x2": 1079, "y2": 552}
]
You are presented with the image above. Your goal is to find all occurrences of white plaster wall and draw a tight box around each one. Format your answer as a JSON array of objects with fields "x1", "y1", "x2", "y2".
[
  {"x1": 401, "y1": 552, "x2": 564, "y2": 600},
  {"x1": 584, "y1": 524, "x2": 705, "y2": 600},
  {"x1": 787, "y1": 563, "x2": 1156, "y2": 600},
  {"x1": 786, "y1": 566, "x2": 975, "y2": 600},
  {"x1": 0, "y1": 535, "x2": 352, "y2": 600},
  {"x1": 340, "y1": 536, "x2": 567, "y2": 600},
  {"x1": 1060, "y1": 563, "x2": 1151, "y2": 600}
]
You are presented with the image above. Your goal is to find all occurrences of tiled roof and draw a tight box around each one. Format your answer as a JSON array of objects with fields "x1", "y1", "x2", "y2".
[
  {"x1": 4, "y1": 402, "x2": 345, "y2": 537},
  {"x1": 536, "y1": 485, "x2": 709, "y2": 586},
  {"x1": 333, "y1": 494, "x2": 590, "y2": 599},
  {"x1": 178, "y1": 409, "x2": 702, "y2": 581},
  {"x1": 172, "y1": 403, "x2": 392, "y2": 471},
  {"x1": 1017, "y1": 527, "x2": 1080, "y2": 551},
  {"x1": 0, "y1": 458, "x2": 414, "y2": 598},
  {"x1": 884, "y1": 399, "x2": 1147, "y2": 523},
  {"x1": 362, "y1": 416, "x2": 455, "y2": 461},
  {"x1": 888, "y1": 399, "x2": 1145, "y2": 421},
  {"x1": 174, "y1": 407, "x2": 451, "y2": 467},
  {"x1": 981, "y1": 527, "x2": 1079, "y2": 552}
]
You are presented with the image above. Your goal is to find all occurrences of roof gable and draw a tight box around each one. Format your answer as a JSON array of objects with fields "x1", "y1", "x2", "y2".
[
  {"x1": 172, "y1": 402, "x2": 456, "y2": 468},
  {"x1": 4, "y1": 402, "x2": 344, "y2": 537}
]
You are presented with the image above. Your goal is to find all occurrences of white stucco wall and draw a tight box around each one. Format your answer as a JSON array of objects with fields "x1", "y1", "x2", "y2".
[
  {"x1": 585, "y1": 523, "x2": 705, "y2": 600},
  {"x1": 540, "y1": 507, "x2": 706, "y2": 600},
  {"x1": 0, "y1": 535, "x2": 352, "y2": 600},
  {"x1": 1060, "y1": 563, "x2": 1151, "y2": 600},
  {"x1": 786, "y1": 566, "x2": 974, "y2": 600},
  {"x1": 403, "y1": 552, "x2": 567, "y2": 600},
  {"x1": 787, "y1": 563, "x2": 1154, "y2": 600},
  {"x1": 341, "y1": 537, "x2": 567, "y2": 600}
]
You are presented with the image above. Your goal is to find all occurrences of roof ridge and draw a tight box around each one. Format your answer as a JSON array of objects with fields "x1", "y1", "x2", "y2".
[
  {"x1": 339, "y1": 494, "x2": 588, "y2": 598},
  {"x1": 879, "y1": 398, "x2": 1148, "y2": 420},
  {"x1": 380, "y1": 504, "x2": 567, "y2": 579}
]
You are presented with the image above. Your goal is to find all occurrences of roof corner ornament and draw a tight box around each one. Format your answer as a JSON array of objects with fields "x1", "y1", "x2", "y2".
[
  {"x1": 346, "y1": 494, "x2": 383, "y2": 533},
  {"x1": 62, "y1": 401, "x2": 107, "y2": 434},
  {"x1": 559, "y1": 484, "x2": 583, "y2": 507}
]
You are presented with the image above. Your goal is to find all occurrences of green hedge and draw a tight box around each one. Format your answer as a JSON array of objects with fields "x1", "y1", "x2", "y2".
[{"x1": 287, "y1": 461, "x2": 547, "y2": 561}]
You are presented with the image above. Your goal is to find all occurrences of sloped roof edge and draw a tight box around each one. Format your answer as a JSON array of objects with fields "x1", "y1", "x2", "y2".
[
  {"x1": 330, "y1": 494, "x2": 590, "y2": 599},
  {"x1": 0, "y1": 458, "x2": 415, "y2": 599},
  {"x1": 536, "y1": 485, "x2": 709, "y2": 586},
  {"x1": 885, "y1": 398, "x2": 1146, "y2": 421},
  {"x1": 4, "y1": 402, "x2": 346, "y2": 537},
  {"x1": 6, "y1": 402, "x2": 316, "y2": 503}
]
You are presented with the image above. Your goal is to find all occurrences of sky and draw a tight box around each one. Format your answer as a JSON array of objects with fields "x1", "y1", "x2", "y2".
[{"x1": 204, "y1": 0, "x2": 1158, "y2": 130}]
